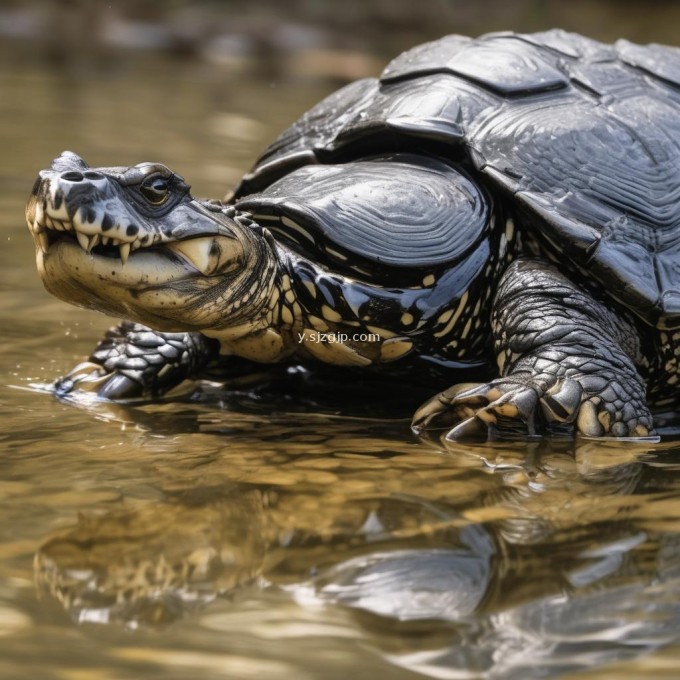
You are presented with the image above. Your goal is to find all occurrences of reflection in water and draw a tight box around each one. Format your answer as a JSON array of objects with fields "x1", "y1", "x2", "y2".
[
  {"x1": 293, "y1": 528, "x2": 495, "y2": 622},
  {"x1": 36, "y1": 487, "x2": 267, "y2": 627},
  {"x1": 31, "y1": 390, "x2": 680, "y2": 678}
]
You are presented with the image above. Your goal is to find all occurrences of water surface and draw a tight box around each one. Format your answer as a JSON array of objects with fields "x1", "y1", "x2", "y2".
[{"x1": 2, "y1": 45, "x2": 680, "y2": 680}]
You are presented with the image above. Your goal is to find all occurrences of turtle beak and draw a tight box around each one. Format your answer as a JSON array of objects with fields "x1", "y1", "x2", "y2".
[{"x1": 186, "y1": 200, "x2": 240, "y2": 241}]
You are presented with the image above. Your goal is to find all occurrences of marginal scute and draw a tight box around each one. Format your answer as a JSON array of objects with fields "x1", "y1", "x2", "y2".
[
  {"x1": 656, "y1": 252, "x2": 680, "y2": 328},
  {"x1": 514, "y1": 191, "x2": 601, "y2": 256},
  {"x1": 660, "y1": 291, "x2": 680, "y2": 329},
  {"x1": 384, "y1": 115, "x2": 464, "y2": 142},
  {"x1": 588, "y1": 236, "x2": 660, "y2": 318},
  {"x1": 237, "y1": 150, "x2": 319, "y2": 196},
  {"x1": 335, "y1": 75, "x2": 470, "y2": 147}
]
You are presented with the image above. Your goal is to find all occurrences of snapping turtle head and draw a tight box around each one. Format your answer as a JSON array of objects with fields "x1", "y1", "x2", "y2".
[{"x1": 26, "y1": 152, "x2": 277, "y2": 332}]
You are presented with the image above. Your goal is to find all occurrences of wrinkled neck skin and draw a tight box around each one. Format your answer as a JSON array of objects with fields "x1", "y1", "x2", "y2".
[{"x1": 208, "y1": 233, "x2": 491, "y2": 372}]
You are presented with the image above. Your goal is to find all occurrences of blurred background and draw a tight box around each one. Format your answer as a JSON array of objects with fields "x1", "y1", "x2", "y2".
[
  {"x1": 1, "y1": 0, "x2": 679, "y2": 196},
  {"x1": 3, "y1": 0, "x2": 679, "y2": 65}
]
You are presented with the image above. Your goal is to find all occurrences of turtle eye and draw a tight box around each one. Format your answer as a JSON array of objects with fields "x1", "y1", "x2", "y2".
[{"x1": 140, "y1": 175, "x2": 171, "y2": 205}]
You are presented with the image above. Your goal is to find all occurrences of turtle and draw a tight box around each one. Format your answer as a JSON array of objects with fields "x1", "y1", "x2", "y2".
[{"x1": 25, "y1": 29, "x2": 680, "y2": 440}]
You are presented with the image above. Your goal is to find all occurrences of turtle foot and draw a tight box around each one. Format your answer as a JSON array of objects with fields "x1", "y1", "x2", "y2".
[
  {"x1": 412, "y1": 376, "x2": 656, "y2": 440},
  {"x1": 53, "y1": 322, "x2": 215, "y2": 401}
]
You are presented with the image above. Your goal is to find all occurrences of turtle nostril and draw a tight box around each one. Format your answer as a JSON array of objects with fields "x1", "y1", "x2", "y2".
[
  {"x1": 61, "y1": 171, "x2": 84, "y2": 182},
  {"x1": 83, "y1": 171, "x2": 104, "y2": 180}
]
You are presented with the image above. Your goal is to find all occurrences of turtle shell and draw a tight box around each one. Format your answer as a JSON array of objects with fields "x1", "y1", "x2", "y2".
[
  {"x1": 233, "y1": 30, "x2": 680, "y2": 329},
  {"x1": 236, "y1": 153, "x2": 493, "y2": 285}
]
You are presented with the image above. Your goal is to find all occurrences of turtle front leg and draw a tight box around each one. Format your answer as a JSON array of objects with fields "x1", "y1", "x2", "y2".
[
  {"x1": 413, "y1": 258, "x2": 655, "y2": 439},
  {"x1": 54, "y1": 321, "x2": 220, "y2": 400}
]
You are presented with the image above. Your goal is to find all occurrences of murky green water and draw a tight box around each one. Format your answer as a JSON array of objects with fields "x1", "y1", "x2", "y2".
[{"x1": 3, "y1": 43, "x2": 680, "y2": 680}]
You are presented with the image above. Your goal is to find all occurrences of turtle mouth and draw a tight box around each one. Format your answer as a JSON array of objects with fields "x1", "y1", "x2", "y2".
[
  {"x1": 27, "y1": 197, "x2": 222, "y2": 273},
  {"x1": 43, "y1": 229, "x2": 141, "y2": 262},
  {"x1": 29, "y1": 198, "x2": 160, "y2": 266}
]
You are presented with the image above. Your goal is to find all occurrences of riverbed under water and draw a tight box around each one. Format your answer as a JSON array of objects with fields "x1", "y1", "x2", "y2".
[{"x1": 2, "y1": 44, "x2": 680, "y2": 680}]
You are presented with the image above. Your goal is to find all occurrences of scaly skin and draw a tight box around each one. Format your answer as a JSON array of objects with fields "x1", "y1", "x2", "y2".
[
  {"x1": 412, "y1": 259, "x2": 655, "y2": 439},
  {"x1": 54, "y1": 322, "x2": 220, "y2": 400}
]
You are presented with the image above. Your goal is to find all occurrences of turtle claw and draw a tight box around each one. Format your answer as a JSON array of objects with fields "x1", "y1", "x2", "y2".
[
  {"x1": 411, "y1": 382, "x2": 487, "y2": 432},
  {"x1": 413, "y1": 379, "x2": 541, "y2": 438},
  {"x1": 447, "y1": 379, "x2": 540, "y2": 438},
  {"x1": 53, "y1": 362, "x2": 144, "y2": 400},
  {"x1": 95, "y1": 374, "x2": 144, "y2": 400},
  {"x1": 54, "y1": 362, "x2": 107, "y2": 397},
  {"x1": 443, "y1": 415, "x2": 488, "y2": 440},
  {"x1": 540, "y1": 378, "x2": 583, "y2": 423},
  {"x1": 414, "y1": 375, "x2": 656, "y2": 440}
]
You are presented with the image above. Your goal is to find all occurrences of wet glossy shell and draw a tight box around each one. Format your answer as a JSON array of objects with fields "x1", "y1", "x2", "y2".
[
  {"x1": 234, "y1": 30, "x2": 680, "y2": 328},
  {"x1": 236, "y1": 154, "x2": 491, "y2": 282}
]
